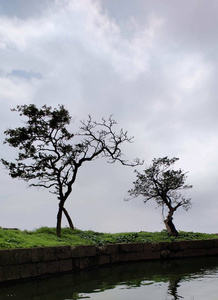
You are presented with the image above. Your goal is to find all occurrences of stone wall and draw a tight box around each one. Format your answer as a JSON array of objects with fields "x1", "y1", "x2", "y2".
[{"x1": 1, "y1": 239, "x2": 218, "y2": 283}]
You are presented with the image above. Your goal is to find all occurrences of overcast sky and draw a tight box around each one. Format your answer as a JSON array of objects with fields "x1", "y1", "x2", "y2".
[{"x1": 0, "y1": 0, "x2": 218, "y2": 234}]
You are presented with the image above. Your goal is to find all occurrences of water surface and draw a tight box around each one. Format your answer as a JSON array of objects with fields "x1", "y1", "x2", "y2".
[{"x1": 1, "y1": 256, "x2": 218, "y2": 299}]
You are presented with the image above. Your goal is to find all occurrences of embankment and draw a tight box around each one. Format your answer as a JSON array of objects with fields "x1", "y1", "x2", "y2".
[{"x1": 1, "y1": 239, "x2": 218, "y2": 283}]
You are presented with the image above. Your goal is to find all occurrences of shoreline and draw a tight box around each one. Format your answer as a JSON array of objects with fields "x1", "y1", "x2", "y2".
[{"x1": 1, "y1": 238, "x2": 218, "y2": 284}]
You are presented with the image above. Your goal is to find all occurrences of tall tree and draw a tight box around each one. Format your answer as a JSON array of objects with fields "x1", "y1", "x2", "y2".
[
  {"x1": 1, "y1": 104, "x2": 141, "y2": 236},
  {"x1": 128, "y1": 157, "x2": 192, "y2": 236}
]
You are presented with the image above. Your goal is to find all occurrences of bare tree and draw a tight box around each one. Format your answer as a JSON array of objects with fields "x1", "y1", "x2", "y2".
[
  {"x1": 1, "y1": 104, "x2": 141, "y2": 236},
  {"x1": 128, "y1": 157, "x2": 192, "y2": 236}
]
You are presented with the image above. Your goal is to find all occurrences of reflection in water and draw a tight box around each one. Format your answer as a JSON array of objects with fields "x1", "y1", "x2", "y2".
[{"x1": 0, "y1": 256, "x2": 218, "y2": 299}]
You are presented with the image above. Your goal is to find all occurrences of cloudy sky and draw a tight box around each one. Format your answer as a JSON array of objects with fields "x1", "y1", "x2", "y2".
[{"x1": 0, "y1": 0, "x2": 218, "y2": 234}]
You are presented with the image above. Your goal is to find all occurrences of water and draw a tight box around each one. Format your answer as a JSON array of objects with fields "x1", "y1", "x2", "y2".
[{"x1": 1, "y1": 256, "x2": 218, "y2": 299}]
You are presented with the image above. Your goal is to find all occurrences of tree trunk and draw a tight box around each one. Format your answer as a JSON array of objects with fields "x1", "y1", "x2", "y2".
[
  {"x1": 164, "y1": 215, "x2": 178, "y2": 237},
  {"x1": 57, "y1": 201, "x2": 75, "y2": 237},
  {"x1": 63, "y1": 207, "x2": 75, "y2": 230},
  {"x1": 56, "y1": 201, "x2": 64, "y2": 237}
]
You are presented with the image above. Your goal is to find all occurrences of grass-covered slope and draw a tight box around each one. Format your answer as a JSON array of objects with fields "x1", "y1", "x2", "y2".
[{"x1": 0, "y1": 227, "x2": 217, "y2": 249}]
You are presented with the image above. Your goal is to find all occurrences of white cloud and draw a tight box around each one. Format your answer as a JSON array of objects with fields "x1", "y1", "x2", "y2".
[
  {"x1": 0, "y1": 0, "x2": 164, "y2": 83},
  {"x1": 0, "y1": 0, "x2": 218, "y2": 234},
  {"x1": 178, "y1": 55, "x2": 213, "y2": 91}
]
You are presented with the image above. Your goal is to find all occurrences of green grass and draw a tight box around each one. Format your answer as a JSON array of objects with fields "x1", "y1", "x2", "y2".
[{"x1": 0, "y1": 227, "x2": 217, "y2": 249}]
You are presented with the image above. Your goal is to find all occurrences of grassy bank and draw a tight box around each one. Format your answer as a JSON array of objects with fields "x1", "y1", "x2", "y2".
[{"x1": 0, "y1": 227, "x2": 218, "y2": 249}]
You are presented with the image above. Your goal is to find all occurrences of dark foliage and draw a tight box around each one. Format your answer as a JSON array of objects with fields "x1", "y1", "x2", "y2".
[
  {"x1": 128, "y1": 157, "x2": 192, "y2": 236},
  {"x1": 2, "y1": 104, "x2": 142, "y2": 236}
]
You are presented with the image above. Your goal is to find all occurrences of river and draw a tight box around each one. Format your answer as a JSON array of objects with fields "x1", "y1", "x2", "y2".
[{"x1": 1, "y1": 256, "x2": 218, "y2": 299}]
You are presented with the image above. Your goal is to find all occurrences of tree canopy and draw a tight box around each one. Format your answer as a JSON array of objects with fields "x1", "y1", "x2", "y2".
[
  {"x1": 128, "y1": 157, "x2": 192, "y2": 236},
  {"x1": 1, "y1": 104, "x2": 141, "y2": 236}
]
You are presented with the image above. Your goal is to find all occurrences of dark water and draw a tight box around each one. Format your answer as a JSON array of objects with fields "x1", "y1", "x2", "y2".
[{"x1": 1, "y1": 256, "x2": 218, "y2": 300}]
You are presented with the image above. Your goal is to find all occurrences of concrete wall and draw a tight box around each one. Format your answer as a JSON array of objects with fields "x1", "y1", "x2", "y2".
[{"x1": 1, "y1": 239, "x2": 218, "y2": 283}]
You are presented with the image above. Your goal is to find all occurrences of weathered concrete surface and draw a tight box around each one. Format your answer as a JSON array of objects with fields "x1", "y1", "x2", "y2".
[{"x1": 1, "y1": 239, "x2": 218, "y2": 283}]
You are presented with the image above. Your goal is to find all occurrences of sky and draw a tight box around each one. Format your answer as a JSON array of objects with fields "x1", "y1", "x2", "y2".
[{"x1": 0, "y1": 0, "x2": 218, "y2": 234}]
